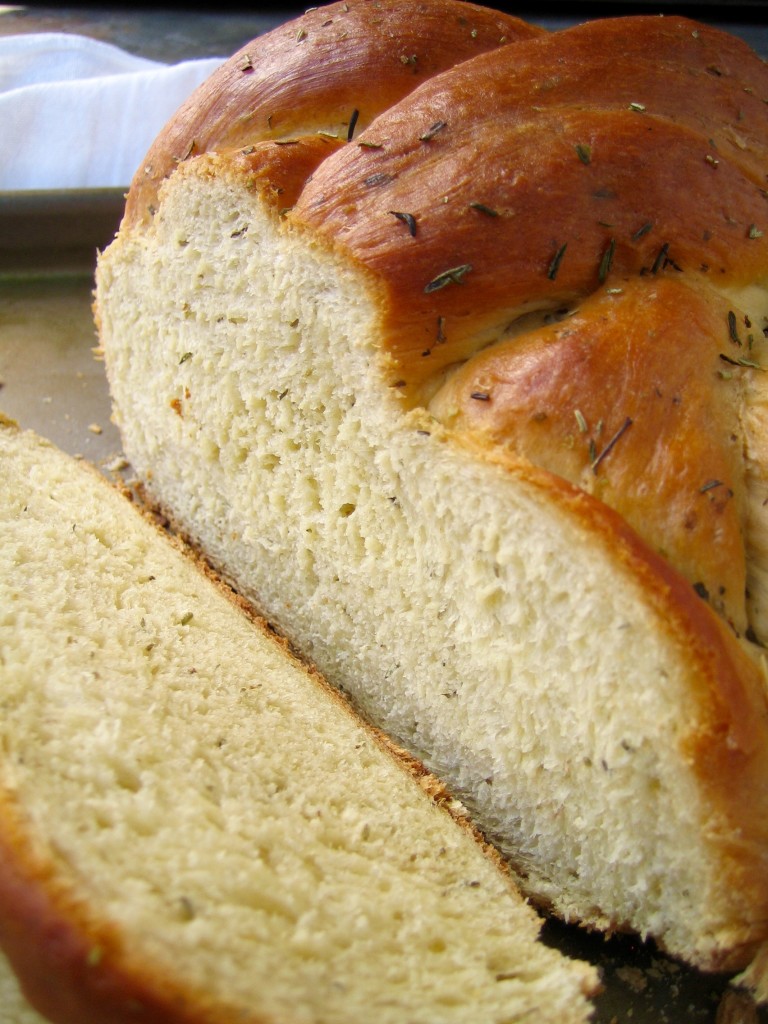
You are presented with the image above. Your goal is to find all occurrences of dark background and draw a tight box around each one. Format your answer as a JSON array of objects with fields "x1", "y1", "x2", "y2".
[{"x1": 0, "y1": 2, "x2": 766, "y2": 60}]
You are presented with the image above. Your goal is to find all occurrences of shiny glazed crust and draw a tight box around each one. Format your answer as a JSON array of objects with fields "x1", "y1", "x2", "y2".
[
  {"x1": 124, "y1": 0, "x2": 542, "y2": 226},
  {"x1": 293, "y1": 15, "x2": 768, "y2": 373}
]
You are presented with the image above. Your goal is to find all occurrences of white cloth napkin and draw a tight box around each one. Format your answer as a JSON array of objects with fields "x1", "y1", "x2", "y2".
[{"x1": 0, "y1": 33, "x2": 224, "y2": 190}]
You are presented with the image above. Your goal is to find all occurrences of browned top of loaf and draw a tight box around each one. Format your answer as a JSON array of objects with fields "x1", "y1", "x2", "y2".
[
  {"x1": 124, "y1": 0, "x2": 542, "y2": 225},
  {"x1": 293, "y1": 14, "x2": 768, "y2": 377}
]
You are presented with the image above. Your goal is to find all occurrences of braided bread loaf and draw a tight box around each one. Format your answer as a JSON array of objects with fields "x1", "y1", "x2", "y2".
[{"x1": 95, "y1": 0, "x2": 768, "y2": 984}]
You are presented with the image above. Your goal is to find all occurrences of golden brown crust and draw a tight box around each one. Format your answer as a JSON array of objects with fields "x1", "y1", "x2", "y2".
[
  {"x1": 232, "y1": 136, "x2": 346, "y2": 211},
  {"x1": 125, "y1": 0, "x2": 543, "y2": 226},
  {"x1": 0, "y1": 799, "x2": 200, "y2": 1024},
  {"x1": 292, "y1": 15, "x2": 768, "y2": 382}
]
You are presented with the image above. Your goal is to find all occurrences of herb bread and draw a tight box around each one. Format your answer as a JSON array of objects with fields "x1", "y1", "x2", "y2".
[
  {"x1": 0, "y1": 418, "x2": 598, "y2": 1023},
  {"x1": 95, "y1": 0, "x2": 768, "y2": 985}
]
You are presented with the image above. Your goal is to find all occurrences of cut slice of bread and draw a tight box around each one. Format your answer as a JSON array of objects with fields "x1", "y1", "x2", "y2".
[{"x1": 0, "y1": 418, "x2": 598, "y2": 1024}]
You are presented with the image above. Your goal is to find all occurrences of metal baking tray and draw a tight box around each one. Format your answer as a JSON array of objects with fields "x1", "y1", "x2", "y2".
[
  {"x1": 1, "y1": 189, "x2": 765, "y2": 1024},
  {"x1": 0, "y1": 189, "x2": 126, "y2": 468}
]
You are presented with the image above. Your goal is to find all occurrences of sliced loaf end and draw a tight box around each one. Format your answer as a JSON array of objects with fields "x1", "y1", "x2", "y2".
[{"x1": 0, "y1": 420, "x2": 599, "y2": 1024}]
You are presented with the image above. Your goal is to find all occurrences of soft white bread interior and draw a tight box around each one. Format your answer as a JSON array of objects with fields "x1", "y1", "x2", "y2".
[
  {"x1": 95, "y1": 0, "x2": 768, "y2": 981},
  {"x1": 0, "y1": 418, "x2": 599, "y2": 1024}
]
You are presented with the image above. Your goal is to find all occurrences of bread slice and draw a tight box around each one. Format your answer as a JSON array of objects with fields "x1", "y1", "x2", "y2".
[
  {"x1": 94, "y1": 0, "x2": 768, "y2": 980},
  {"x1": 0, "y1": 417, "x2": 598, "y2": 1024}
]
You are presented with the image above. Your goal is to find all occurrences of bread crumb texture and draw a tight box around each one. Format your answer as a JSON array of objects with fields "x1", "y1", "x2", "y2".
[{"x1": 0, "y1": 422, "x2": 597, "y2": 1022}]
